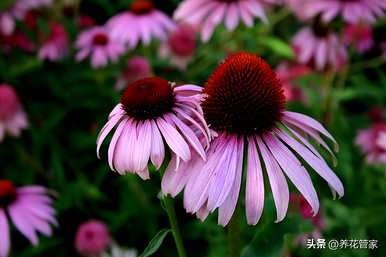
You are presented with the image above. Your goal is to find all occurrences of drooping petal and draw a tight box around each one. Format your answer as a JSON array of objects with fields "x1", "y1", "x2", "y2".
[
  {"x1": 8, "y1": 204, "x2": 39, "y2": 245},
  {"x1": 0, "y1": 209, "x2": 10, "y2": 257},
  {"x1": 156, "y1": 118, "x2": 191, "y2": 161},
  {"x1": 275, "y1": 128, "x2": 344, "y2": 197},
  {"x1": 245, "y1": 136, "x2": 265, "y2": 225},
  {"x1": 256, "y1": 136, "x2": 289, "y2": 222},
  {"x1": 150, "y1": 120, "x2": 165, "y2": 169},
  {"x1": 263, "y1": 134, "x2": 320, "y2": 215},
  {"x1": 218, "y1": 137, "x2": 244, "y2": 226}
]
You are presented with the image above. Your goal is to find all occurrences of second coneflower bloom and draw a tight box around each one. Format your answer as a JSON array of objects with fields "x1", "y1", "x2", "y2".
[
  {"x1": 164, "y1": 52, "x2": 344, "y2": 226},
  {"x1": 97, "y1": 77, "x2": 210, "y2": 179}
]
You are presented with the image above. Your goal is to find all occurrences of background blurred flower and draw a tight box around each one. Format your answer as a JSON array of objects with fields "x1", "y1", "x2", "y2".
[
  {"x1": 115, "y1": 56, "x2": 152, "y2": 91},
  {"x1": 170, "y1": 52, "x2": 343, "y2": 226},
  {"x1": 304, "y1": 0, "x2": 386, "y2": 24},
  {"x1": 343, "y1": 23, "x2": 374, "y2": 53},
  {"x1": 0, "y1": 84, "x2": 28, "y2": 142},
  {"x1": 0, "y1": 181, "x2": 57, "y2": 257},
  {"x1": 159, "y1": 24, "x2": 197, "y2": 70},
  {"x1": 107, "y1": 0, "x2": 175, "y2": 49},
  {"x1": 355, "y1": 123, "x2": 386, "y2": 165},
  {"x1": 0, "y1": 13, "x2": 15, "y2": 36},
  {"x1": 275, "y1": 62, "x2": 309, "y2": 103},
  {"x1": 76, "y1": 26, "x2": 125, "y2": 69},
  {"x1": 97, "y1": 77, "x2": 210, "y2": 179},
  {"x1": 174, "y1": 0, "x2": 268, "y2": 42},
  {"x1": 38, "y1": 22, "x2": 70, "y2": 62},
  {"x1": 75, "y1": 220, "x2": 111, "y2": 257},
  {"x1": 292, "y1": 26, "x2": 347, "y2": 71}
]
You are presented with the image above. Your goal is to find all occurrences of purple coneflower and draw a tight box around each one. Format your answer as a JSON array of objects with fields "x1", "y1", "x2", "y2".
[
  {"x1": 159, "y1": 24, "x2": 197, "y2": 70},
  {"x1": 355, "y1": 122, "x2": 386, "y2": 165},
  {"x1": 163, "y1": 52, "x2": 344, "y2": 226},
  {"x1": 115, "y1": 56, "x2": 152, "y2": 91},
  {"x1": 343, "y1": 23, "x2": 374, "y2": 54},
  {"x1": 76, "y1": 26, "x2": 125, "y2": 69},
  {"x1": 0, "y1": 180, "x2": 57, "y2": 257},
  {"x1": 38, "y1": 22, "x2": 69, "y2": 62},
  {"x1": 0, "y1": 84, "x2": 28, "y2": 142},
  {"x1": 97, "y1": 76, "x2": 210, "y2": 179},
  {"x1": 304, "y1": 0, "x2": 386, "y2": 24},
  {"x1": 174, "y1": 0, "x2": 268, "y2": 42},
  {"x1": 292, "y1": 25, "x2": 347, "y2": 71},
  {"x1": 275, "y1": 62, "x2": 310, "y2": 103},
  {"x1": 75, "y1": 220, "x2": 111, "y2": 257},
  {"x1": 106, "y1": 0, "x2": 175, "y2": 49}
]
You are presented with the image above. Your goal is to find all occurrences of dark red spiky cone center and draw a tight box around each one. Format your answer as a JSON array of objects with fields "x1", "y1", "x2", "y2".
[
  {"x1": 202, "y1": 52, "x2": 286, "y2": 135},
  {"x1": 130, "y1": 0, "x2": 154, "y2": 15},
  {"x1": 92, "y1": 33, "x2": 109, "y2": 46},
  {"x1": 121, "y1": 77, "x2": 175, "y2": 120},
  {"x1": 0, "y1": 180, "x2": 17, "y2": 207}
]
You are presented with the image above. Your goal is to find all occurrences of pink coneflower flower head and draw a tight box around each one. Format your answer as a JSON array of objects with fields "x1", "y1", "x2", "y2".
[
  {"x1": 290, "y1": 193, "x2": 325, "y2": 229},
  {"x1": 107, "y1": 0, "x2": 175, "y2": 49},
  {"x1": 115, "y1": 56, "x2": 152, "y2": 91},
  {"x1": 169, "y1": 52, "x2": 343, "y2": 226},
  {"x1": 0, "y1": 84, "x2": 28, "y2": 142},
  {"x1": 343, "y1": 23, "x2": 374, "y2": 53},
  {"x1": 75, "y1": 220, "x2": 111, "y2": 257},
  {"x1": 292, "y1": 24, "x2": 347, "y2": 71},
  {"x1": 275, "y1": 62, "x2": 310, "y2": 103},
  {"x1": 97, "y1": 76, "x2": 210, "y2": 179},
  {"x1": 174, "y1": 0, "x2": 268, "y2": 42},
  {"x1": 76, "y1": 26, "x2": 125, "y2": 69},
  {"x1": 38, "y1": 22, "x2": 69, "y2": 62},
  {"x1": 304, "y1": 0, "x2": 386, "y2": 24},
  {"x1": 355, "y1": 122, "x2": 386, "y2": 165},
  {"x1": 159, "y1": 24, "x2": 196, "y2": 70},
  {"x1": 0, "y1": 180, "x2": 57, "y2": 257}
]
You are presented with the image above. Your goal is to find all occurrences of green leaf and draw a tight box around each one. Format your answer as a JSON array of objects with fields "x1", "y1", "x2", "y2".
[
  {"x1": 258, "y1": 37, "x2": 294, "y2": 59},
  {"x1": 139, "y1": 229, "x2": 171, "y2": 257}
]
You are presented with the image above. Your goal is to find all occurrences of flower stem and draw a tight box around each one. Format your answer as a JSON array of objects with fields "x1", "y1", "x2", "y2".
[
  {"x1": 163, "y1": 196, "x2": 187, "y2": 257},
  {"x1": 228, "y1": 205, "x2": 241, "y2": 257}
]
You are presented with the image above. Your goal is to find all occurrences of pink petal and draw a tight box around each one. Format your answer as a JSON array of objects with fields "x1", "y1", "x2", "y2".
[
  {"x1": 156, "y1": 118, "x2": 191, "y2": 161},
  {"x1": 97, "y1": 111, "x2": 123, "y2": 158},
  {"x1": 0, "y1": 209, "x2": 10, "y2": 257},
  {"x1": 217, "y1": 137, "x2": 244, "y2": 226},
  {"x1": 8, "y1": 204, "x2": 39, "y2": 245},
  {"x1": 246, "y1": 137, "x2": 265, "y2": 225},
  {"x1": 263, "y1": 134, "x2": 320, "y2": 215},
  {"x1": 107, "y1": 118, "x2": 127, "y2": 171},
  {"x1": 150, "y1": 120, "x2": 165, "y2": 169},
  {"x1": 256, "y1": 136, "x2": 289, "y2": 222}
]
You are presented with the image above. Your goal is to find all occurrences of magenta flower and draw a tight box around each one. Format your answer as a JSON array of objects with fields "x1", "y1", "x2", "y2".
[
  {"x1": 355, "y1": 123, "x2": 386, "y2": 165},
  {"x1": 38, "y1": 22, "x2": 69, "y2": 62},
  {"x1": 0, "y1": 84, "x2": 28, "y2": 142},
  {"x1": 292, "y1": 26, "x2": 347, "y2": 71},
  {"x1": 163, "y1": 52, "x2": 343, "y2": 226},
  {"x1": 0, "y1": 180, "x2": 57, "y2": 257},
  {"x1": 0, "y1": 13, "x2": 15, "y2": 36},
  {"x1": 304, "y1": 0, "x2": 386, "y2": 24},
  {"x1": 97, "y1": 76, "x2": 210, "y2": 179},
  {"x1": 76, "y1": 26, "x2": 125, "y2": 69},
  {"x1": 174, "y1": 0, "x2": 268, "y2": 42},
  {"x1": 115, "y1": 56, "x2": 152, "y2": 91},
  {"x1": 343, "y1": 23, "x2": 374, "y2": 54},
  {"x1": 75, "y1": 220, "x2": 111, "y2": 257},
  {"x1": 106, "y1": 0, "x2": 175, "y2": 49},
  {"x1": 275, "y1": 62, "x2": 310, "y2": 103},
  {"x1": 159, "y1": 24, "x2": 197, "y2": 70}
]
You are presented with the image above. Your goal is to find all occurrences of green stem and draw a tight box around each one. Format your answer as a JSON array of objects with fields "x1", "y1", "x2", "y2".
[
  {"x1": 163, "y1": 196, "x2": 187, "y2": 257},
  {"x1": 228, "y1": 203, "x2": 241, "y2": 257}
]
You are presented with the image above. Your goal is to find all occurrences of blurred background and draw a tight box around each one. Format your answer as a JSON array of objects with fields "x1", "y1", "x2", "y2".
[{"x1": 0, "y1": 0, "x2": 385, "y2": 257}]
